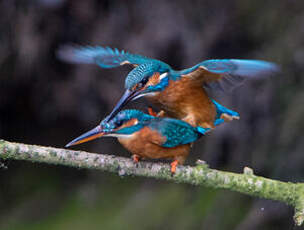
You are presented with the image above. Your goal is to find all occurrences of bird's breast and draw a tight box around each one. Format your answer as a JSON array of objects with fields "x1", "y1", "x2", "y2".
[
  {"x1": 117, "y1": 126, "x2": 190, "y2": 159},
  {"x1": 147, "y1": 77, "x2": 216, "y2": 128}
]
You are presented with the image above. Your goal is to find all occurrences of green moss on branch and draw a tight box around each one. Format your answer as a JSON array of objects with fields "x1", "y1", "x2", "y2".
[{"x1": 0, "y1": 139, "x2": 303, "y2": 225}]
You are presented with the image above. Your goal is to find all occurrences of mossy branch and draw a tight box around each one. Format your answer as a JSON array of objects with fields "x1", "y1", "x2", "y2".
[{"x1": 0, "y1": 139, "x2": 303, "y2": 225}]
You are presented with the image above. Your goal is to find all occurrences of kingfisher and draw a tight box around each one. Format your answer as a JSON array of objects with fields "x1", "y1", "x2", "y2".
[
  {"x1": 58, "y1": 45, "x2": 278, "y2": 128},
  {"x1": 65, "y1": 109, "x2": 214, "y2": 173}
]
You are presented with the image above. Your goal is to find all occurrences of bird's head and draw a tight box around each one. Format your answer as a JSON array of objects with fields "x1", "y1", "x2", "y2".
[
  {"x1": 65, "y1": 110, "x2": 154, "y2": 147},
  {"x1": 106, "y1": 63, "x2": 170, "y2": 121}
]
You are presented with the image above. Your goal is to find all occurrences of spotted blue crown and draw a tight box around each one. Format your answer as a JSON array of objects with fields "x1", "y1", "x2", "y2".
[
  {"x1": 125, "y1": 63, "x2": 160, "y2": 89},
  {"x1": 100, "y1": 109, "x2": 154, "y2": 132}
]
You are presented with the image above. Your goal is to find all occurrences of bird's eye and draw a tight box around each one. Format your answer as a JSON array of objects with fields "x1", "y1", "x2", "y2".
[
  {"x1": 142, "y1": 77, "x2": 149, "y2": 85},
  {"x1": 138, "y1": 78, "x2": 149, "y2": 88}
]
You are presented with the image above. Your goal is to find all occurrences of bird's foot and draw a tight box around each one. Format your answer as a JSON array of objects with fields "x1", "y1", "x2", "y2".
[
  {"x1": 156, "y1": 110, "x2": 165, "y2": 117},
  {"x1": 147, "y1": 107, "x2": 166, "y2": 117},
  {"x1": 132, "y1": 155, "x2": 141, "y2": 166},
  {"x1": 170, "y1": 160, "x2": 179, "y2": 175},
  {"x1": 148, "y1": 107, "x2": 158, "y2": 117}
]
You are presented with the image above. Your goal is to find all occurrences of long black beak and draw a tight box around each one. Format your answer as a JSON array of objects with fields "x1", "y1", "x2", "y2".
[
  {"x1": 65, "y1": 126, "x2": 105, "y2": 147},
  {"x1": 105, "y1": 89, "x2": 140, "y2": 122}
]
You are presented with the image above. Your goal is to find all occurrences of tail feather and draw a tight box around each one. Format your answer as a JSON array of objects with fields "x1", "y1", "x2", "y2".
[
  {"x1": 212, "y1": 99, "x2": 240, "y2": 120},
  {"x1": 196, "y1": 126, "x2": 211, "y2": 135}
]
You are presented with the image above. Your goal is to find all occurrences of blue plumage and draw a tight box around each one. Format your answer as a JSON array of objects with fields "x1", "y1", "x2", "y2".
[
  {"x1": 115, "y1": 123, "x2": 143, "y2": 135},
  {"x1": 58, "y1": 45, "x2": 279, "y2": 92},
  {"x1": 213, "y1": 119, "x2": 224, "y2": 127},
  {"x1": 65, "y1": 109, "x2": 211, "y2": 173},
  {"x1": 146, "y1": 76, "x2": 169, "y2": 92},
  {"x1": 221, "y1": 59, "x2": 279, "y2": 77},
  {"x1": 212, "y1": 99, "x2": 240, "y2": 120},
  {"x1": 104, "y1": 107, "x2": 228, "y2": 136},
  {"x1": 61, "y1": 45, "x2": 280, "y2": 173},
  {"x1": 181, "y1": 59, "x2": 279, "y2": 76},
  {"x1": 101, "y1": 109, "x2": 153, "y2": 132},
  {"x1": 58, "y1": 46, "x2": 150, "y2": 68},
  {"x1": 59, "y1": 45, "x2": 279, "y2": 130},
  {"x1": 179, "y1": 59, "x2": 279, "y2": 92},
  {"x1": 200, "y1": 59, "x2": 238, "y2": 73},
  {"x1": 147, "y1": 118, "x2": 204, "y2": 147},
  {"x1": 125, "y1": 63, "x2": 161, "y2": 89},
  {"x1": 58, "y1": 45, "x2": 279, "y2": 94},
  {"x1": 57, "y1": 45, "x2": 170, "y2": 70},
  {"x1": 99, "y1": 109, "x2": 209, "y2": 148}
]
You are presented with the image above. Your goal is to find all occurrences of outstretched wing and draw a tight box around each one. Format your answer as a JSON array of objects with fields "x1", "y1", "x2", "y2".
[
  {"x1": 57, "y1": 45, "x2": 159, "y2": 68},
  {"x1": 180, "y1": 59, "x2": 279, "y2": 92}
]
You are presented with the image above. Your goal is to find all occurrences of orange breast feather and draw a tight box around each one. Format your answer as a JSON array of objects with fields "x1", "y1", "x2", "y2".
[
  {"x1": 118, "y1": 126, "x2": 190, "y2": 160},
  {"x1": 148, "y1": 77, "x2": 216, "y2": 128}
]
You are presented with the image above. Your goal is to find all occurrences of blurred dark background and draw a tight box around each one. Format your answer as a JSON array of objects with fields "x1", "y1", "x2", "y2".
[{"x1": 0, "y1": 0, "x2": 303, "y2": 229}]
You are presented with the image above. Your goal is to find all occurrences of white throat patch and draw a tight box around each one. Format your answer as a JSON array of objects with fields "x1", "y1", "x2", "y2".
[
  {"x1": 133, "y1": 92, "x2": 157, "y2": 100},
  {"x1": 107, "y1": 133, "x2": 135, "y2": 139},
  {"x1": 159, "y1": 72, "x2": 168, "y2": 80}
]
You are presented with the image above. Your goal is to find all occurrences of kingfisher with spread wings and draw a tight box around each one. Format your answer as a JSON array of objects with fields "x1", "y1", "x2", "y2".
[{"x1": 58, "y1": 46, "x2": 278, "y2": 128}]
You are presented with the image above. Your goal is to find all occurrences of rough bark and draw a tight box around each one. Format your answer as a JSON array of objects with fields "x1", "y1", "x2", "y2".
[{"x1": 0, "y1": 139, "x2": 303, "y2": 226}]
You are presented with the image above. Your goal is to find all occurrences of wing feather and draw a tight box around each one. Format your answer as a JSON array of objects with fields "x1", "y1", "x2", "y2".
[
  {"x1": 148, "y1": 118, "x2": 199, "y2": 148},
  {"x1": 57, "y1": 45, "x2": 158, "y2": 68},
  {"x1": 181, "y1": 59, "x2": 279, "y2": 92}
]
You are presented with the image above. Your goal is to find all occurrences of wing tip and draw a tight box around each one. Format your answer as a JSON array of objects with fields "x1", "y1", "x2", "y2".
[
  {"x1": 197, "y1": 126, "x2": 211, "y2": 135},
  {"x1": 57, "y1": 44, "x2": 113, "y2": 64},
  {"x1": 56, "y1": 44, "x2": 86, "y2": 64},
  {"x1": 231, "y1": 59, "x2": 281, "y2": 77},
  {"x1": 57, "y1": 44, "x2": 129, "y2": 67}
]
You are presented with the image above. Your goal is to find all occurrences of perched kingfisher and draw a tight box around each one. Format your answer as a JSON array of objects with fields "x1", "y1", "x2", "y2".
[
  {"x1": 65, "y1": 109, "x2": 214, "y2": 173},
  {"x1": 58, "y1": 45, "x2": 278, "y2": 128}
]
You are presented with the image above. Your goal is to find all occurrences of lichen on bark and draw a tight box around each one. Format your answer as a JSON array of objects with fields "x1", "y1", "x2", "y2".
[{"x1": 0, "y1": 139, "x2": 303, "y2": 226}]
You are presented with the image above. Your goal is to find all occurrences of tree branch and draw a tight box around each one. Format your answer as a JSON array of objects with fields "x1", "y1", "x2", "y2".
[{"x1": 0, "y1": 139, "x2": 303, "y2": 225}]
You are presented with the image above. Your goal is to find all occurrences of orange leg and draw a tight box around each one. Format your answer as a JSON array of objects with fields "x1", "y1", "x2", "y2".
[
  {"x1": 132, "y1": 154, "x2": 141, "y2": 164},
  {"x1": 170, "y1": 155, "x2": 187, "y2": 175},
  {"x1": 147, "y1": 107, "x2": 158, "y2": 117},
  {"x1": 170, "y1": 160, "x2": 179, "y2": 174}
]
